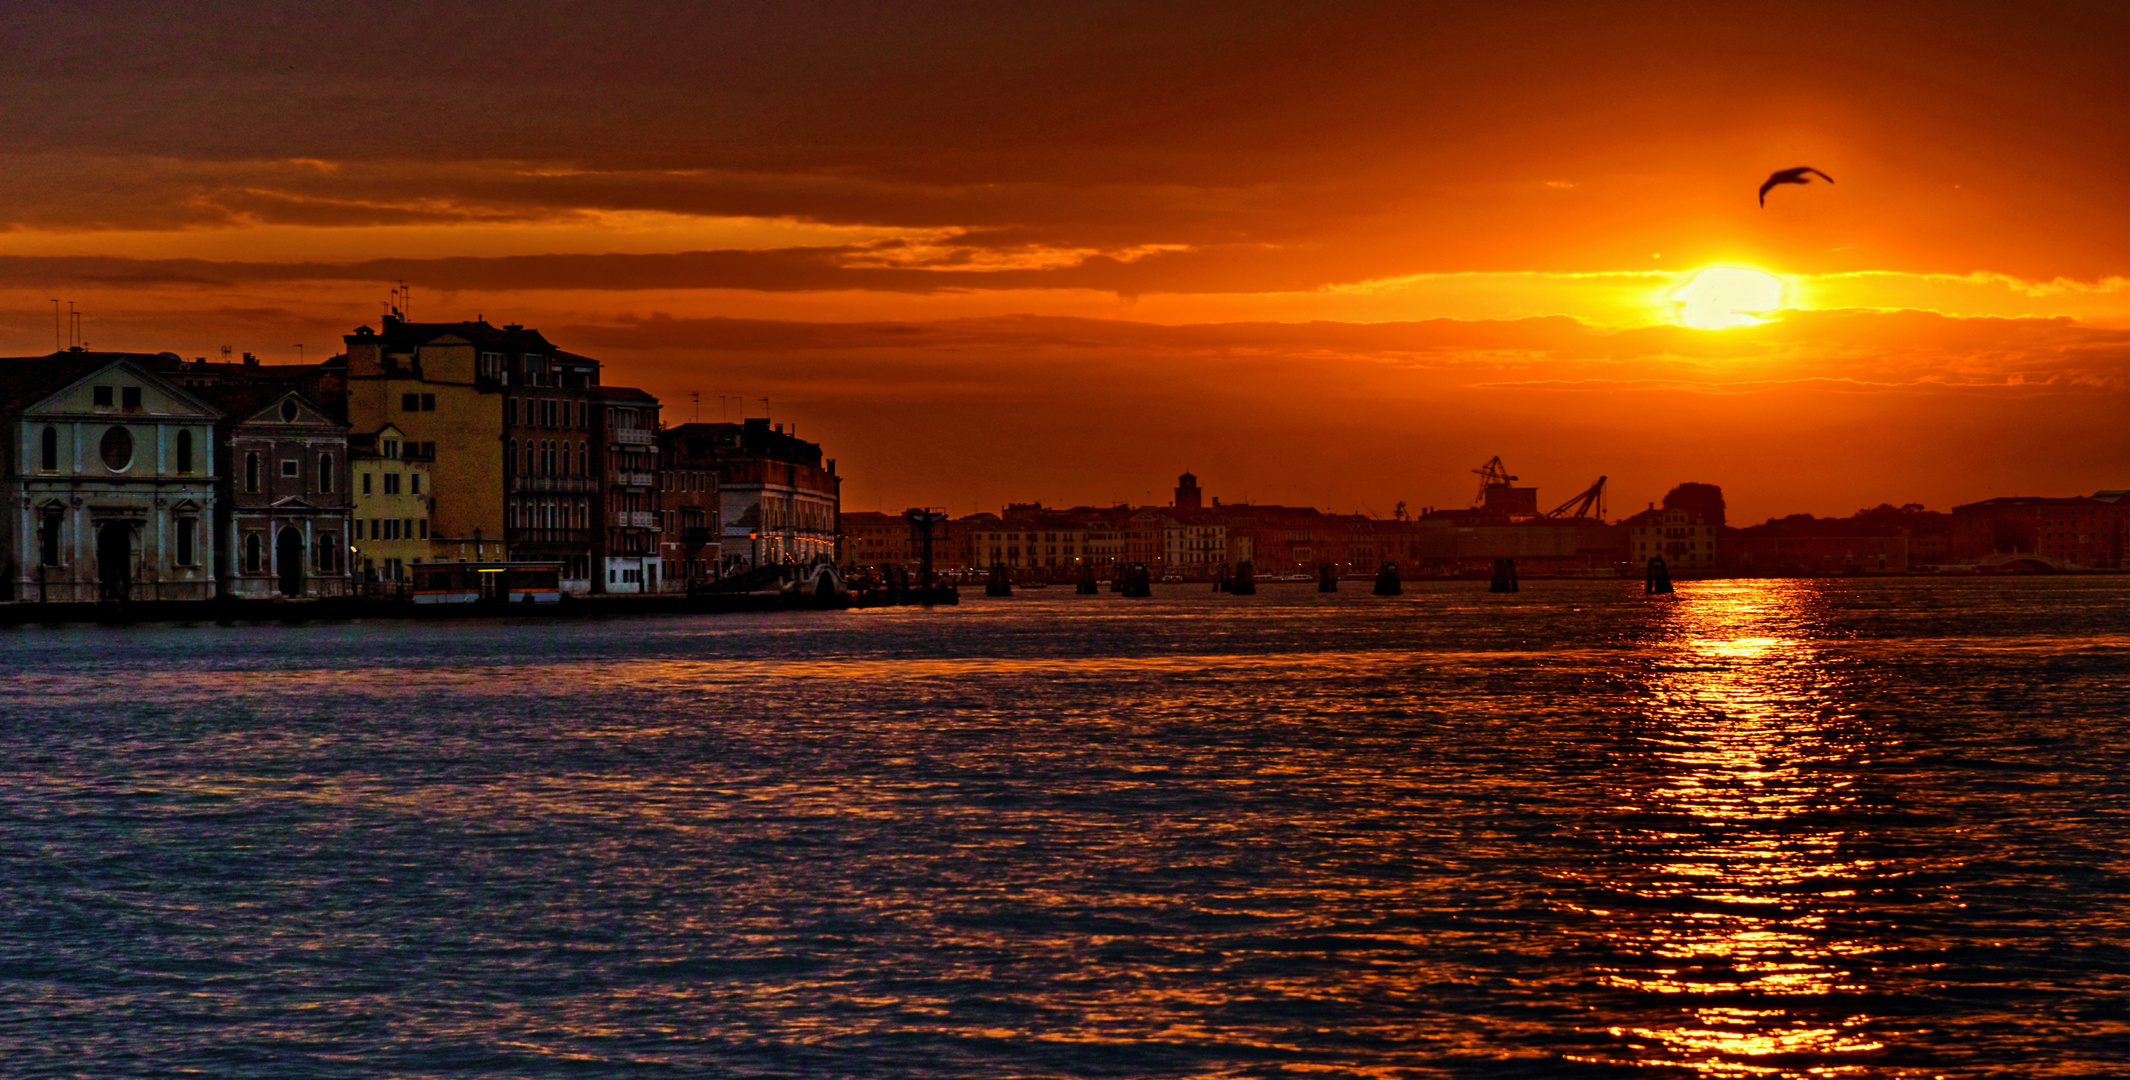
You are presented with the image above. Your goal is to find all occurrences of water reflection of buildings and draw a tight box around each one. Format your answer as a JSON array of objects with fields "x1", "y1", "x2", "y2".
[{"x1": 1575, "y1": 582, "x2": 1890, "y2": 1076}]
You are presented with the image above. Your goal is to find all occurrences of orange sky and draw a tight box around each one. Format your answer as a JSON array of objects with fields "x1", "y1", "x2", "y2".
[{"x1": 0, "y1": 1, "x2": 2122, "y2": 522}]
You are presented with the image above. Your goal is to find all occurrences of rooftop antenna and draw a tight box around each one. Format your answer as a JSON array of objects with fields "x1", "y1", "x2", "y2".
[
  {"x1": 70, "y1": 306, "x2": 81, "y2": 350},
  {"x1": 759, "y1": 397, "x2": 769, "y2": 418},
  {"x1": 691, "y1": 391, "x2": 700, "y2": 423},
  {"x1": 49, "y1": 300, "x2": 60, "y2": 354},
  {"x1": 221, "y1": 345, "x2": 233, "y2": 363},
  {"x1": 295, "y1": 344, "x2": 305, "y2": 362}
]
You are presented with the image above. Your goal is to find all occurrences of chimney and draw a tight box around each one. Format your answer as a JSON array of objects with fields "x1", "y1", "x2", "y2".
[{"x1": 242, "y1": 352, "x2": 259, "y2": 366}]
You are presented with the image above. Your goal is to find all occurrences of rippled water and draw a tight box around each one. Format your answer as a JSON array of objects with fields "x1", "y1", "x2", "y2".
[{"x1": 1, "y1": 578, "x2": 2123, "y2": 1078}]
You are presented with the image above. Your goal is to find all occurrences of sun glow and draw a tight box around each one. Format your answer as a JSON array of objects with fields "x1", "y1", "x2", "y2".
[{"x1": 1671, "y1": 267, "x2": 1787, "y2": 329}]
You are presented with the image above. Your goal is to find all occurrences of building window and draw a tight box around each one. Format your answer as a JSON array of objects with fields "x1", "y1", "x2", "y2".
[
  {"x1": 402, "y1": 393, "x2": 420, "y2": 411},
  {"x1": 38, "y1": 511, "x2": 61, "y2": 566},
  {"x1": 39, "y1": 427, "x2": 57, "y2": 471},
  {"x1": 318, "y1": 453, "x2": 333, "y2": 492},
  {"x1": 93, "y1": 385, "x2": 113, "y2": 407},
  {"x1": 362, "y1": 472, "x2": 372, "y2": 495},
  {"x1": 121, "y1": 386, "x2": 141, "y2": 409},
  {"x1": 419, "y1": 520, "x2": 429, "y2": 540},
  {"x1": 410, "y1": 473, "x2": 421, "y2": 495},
  {"x1": 281, "y1": 459, "x2": 299, "y2": 478},
  {"x1": 384, "y1": 473, "x2": 401, "y2": 495},
  {"x1": 176, "y1": 429, "x2": 193, "y2": 473},
  {"x1": 315, "y1": 532, "x2": 337, "y2": 573},
  {"x1": 280, "y1": 399, "x2": 299, "y2": 422},
  {"x1": 421, "y1": 393, "x2": 436, "y2": 411},
  {"x1": 245, "y1": 533, "x2": 263, "y2": 573},
  {"x1": 384, "y1": 438, "x2": 400, "y2": 458},
  {"x1": 175, "y1": 516, "x2": 196, "y2": 566},
  {"x1": 245, "y1": 452, "x2": 260, "y2": 492},
  {"x1": 100, "y1": 426, "x2": 133, "y2": 471}
]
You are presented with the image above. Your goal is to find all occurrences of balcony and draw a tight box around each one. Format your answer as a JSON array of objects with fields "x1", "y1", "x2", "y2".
[
  {"x1": 617, "y1": 471, "x2": 655, "y2": 488},
  {"x1": 614, "y1": 428, "x2": 655, "y2": 446},
  {"x1": 611, "y1": 511, "x2": 658, "y2": 529},
  {"x1": 510, "y1": 476, "x2": 595, "y2": 494}
]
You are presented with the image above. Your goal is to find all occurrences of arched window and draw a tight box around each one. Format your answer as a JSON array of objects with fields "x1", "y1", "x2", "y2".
[
  {"x1": 317, "y1": 453, "x2": 333, "y2": 492},
  {"x1": 40, "y1": 427, "x2": 58, "y2": 471},
  {"x1": 244, "y1": 533, "x2": 263, "y2": 574},
  {"x1": 175, "y1": 429, "x2": 193, "y2": 473},
  {"x1": 175, "y1": 515, "x2": 196, "y2": 566}
]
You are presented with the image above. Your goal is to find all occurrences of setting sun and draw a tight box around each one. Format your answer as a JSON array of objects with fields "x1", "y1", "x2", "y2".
[{"x1": 1672, "y1": 267, "x2": 1787, "y2": 329}]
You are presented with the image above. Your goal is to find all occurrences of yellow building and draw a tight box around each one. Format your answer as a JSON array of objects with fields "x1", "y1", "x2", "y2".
[
  {"x1": 349, "y1": 423, "x2": 435, "y2": 584},
  {"x1": 340, "y1": 316, "x2": 523, "y2": 563}
]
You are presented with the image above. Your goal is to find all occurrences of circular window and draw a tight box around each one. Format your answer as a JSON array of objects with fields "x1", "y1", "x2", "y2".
[
  {"x1": 280, "y1": 400, "x2": 299, "y2": 422},
  {"x1": 100, "y1": 426, "x2": 133, "y2": 471}
]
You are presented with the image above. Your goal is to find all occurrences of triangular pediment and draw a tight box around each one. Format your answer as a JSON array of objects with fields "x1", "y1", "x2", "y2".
[
  {"x1": 243, "y1": 390, "x2": 342, "y2": 430},
  {"x1": 27, "y1": 358, "x2": 220, "y2": 421},
  {"x1": 270, "y1": 495, "x2": 321, "y2": 510}
]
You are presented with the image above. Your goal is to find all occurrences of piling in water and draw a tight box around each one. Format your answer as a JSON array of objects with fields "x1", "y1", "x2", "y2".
[
  {"x1": 985, "y1": 562, "x2": 1013, "y2": 597},
  {"x1": 1373, "y1": 561, "x2": 1402, "y2": 596},
  {"x1": 1231, "y1": 560, "x2": 1257, "y2": 595},
  {"x1": 1123, "y1": 562, "x2": 1153, "y2": 598},
  {"x1": 1318, "y1": 563, "x2": 1338, "y2": 592},
  {"x1": 1215, "y1": 564, "x2": 1232, "y2": 592},
  {"x1": 1076, "y1": 564, "x2": 1100, "y2": 595},
  {"x1": 1489, "y1": 558, "x2": 1519, "y2": 593},
  {"x1": 1646, "y1": 556, "x2": 1673, "y2": 594}
]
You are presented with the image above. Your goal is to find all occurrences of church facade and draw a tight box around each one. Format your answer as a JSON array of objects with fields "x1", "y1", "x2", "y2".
[{"x1": 0, "y1": 353, "x2": 221, "y2": 602}]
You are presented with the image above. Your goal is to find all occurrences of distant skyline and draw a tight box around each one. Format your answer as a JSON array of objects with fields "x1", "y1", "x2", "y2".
[{"x1": 0, "y1": 1, "x2": 2122, "y2": 523}]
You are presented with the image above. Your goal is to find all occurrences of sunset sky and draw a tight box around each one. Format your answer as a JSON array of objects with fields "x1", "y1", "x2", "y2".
[{"x1": 1, "y1": 1, "x2": 2122, "y2": 522}]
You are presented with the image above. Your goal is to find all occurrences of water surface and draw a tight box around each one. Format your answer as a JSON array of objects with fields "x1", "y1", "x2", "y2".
[{"x1": 1, "y1": 578, "x2": 2123, "y2": 1077}]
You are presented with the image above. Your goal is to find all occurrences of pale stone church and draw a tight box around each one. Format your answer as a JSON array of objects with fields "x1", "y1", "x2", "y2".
[{"x1": 0, "y1": 353, "x2": 221, "y2": 602}]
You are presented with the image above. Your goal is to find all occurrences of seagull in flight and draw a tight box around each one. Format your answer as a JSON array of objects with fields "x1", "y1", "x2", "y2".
[{"x1": 1759, "y1": 166, "x2": 1834, "y2": 206}]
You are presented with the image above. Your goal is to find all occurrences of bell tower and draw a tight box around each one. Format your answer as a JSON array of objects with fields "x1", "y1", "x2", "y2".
[{"x1": 1174, "y1": 471, "x2": 1202, "y2": 511}]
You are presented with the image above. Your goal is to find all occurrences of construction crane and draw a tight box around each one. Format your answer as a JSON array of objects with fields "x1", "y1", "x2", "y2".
[
  {"x1": 1541, "y1": 476, "x2": 1607, "y2": 521},
  {"x1": 1471, "y1": 456, "x2": 1517, "y2": 506}
]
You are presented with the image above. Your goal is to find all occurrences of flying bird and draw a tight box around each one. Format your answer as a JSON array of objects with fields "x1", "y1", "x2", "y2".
[{"x1": 1759, "y1": 166, "x2": 1834, "y2": 206}]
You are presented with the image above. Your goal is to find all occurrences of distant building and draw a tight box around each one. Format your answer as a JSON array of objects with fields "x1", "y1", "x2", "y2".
[
  {"x1": 339, "y1": 317, "x2": 530, "y2": 566},
  {"x1": 504, "y1": 348, "x2": 601, "y2": 590},
  {"x1": 662, "y1": 419, "x2": 839, "y2": 571},
  {"x1": 348, "y1": 424, "x2": 435, "y2": 585},
  {"x1": 1950, "y1": 494, "x2": 2127, "y2": 568},
  {"x1": 1726, "y1": 530, "x2": 1908, "y2": 575},
  {"x1": 200, "y1": 384, "x2": 354, "y2": 599},
  {"x1": 1624, "y1": 505, "x2": 1717, "y2": 569},
  {"x1": 658, "y1": 429, "x2": 721, "y2": 589},
  {"x1": 1174, "y1": 471, "x2": 1203, "y2": 511},
  {"x1": 593, "y1": 386, "x2": 662, "y2": 592},
  {"x1": 0, "y1": 353, "x2": 221, "y2": 602}
]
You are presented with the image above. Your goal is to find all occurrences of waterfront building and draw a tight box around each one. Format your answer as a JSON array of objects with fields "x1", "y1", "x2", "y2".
[
  {"x1": 1624, "y1": 505, "x2": 1718, "y2": 569},
  {"x1": 338, "y1": 316, "x2": 527, "y2": 567},
  {"x1": 0, "y1": 352, "x2": 220, "y2": 602},
  {"x1": 199, "y1": 384, "x2": 354, "y2": 599},
  {"x1": 349, "y1": 424, "x2": 436, "y2": 585},
  {"x1": 658, "y1": 427, "x2": 722, "y2": 589},
  {"x1": 593, "y1": 386, "x2": 663, "y2": 592},
  {"x1": 663, "y1": 419, "x2": 839, "y2": 572},
  {"x1": 1950, "y1": 494, "x2": 2127, "y2": 568},
  {"x1": 1725, "y1": 528, "x2": 1909, "y2": 574},
  {"x1": 1162, "y1": 516, "x2": 1227, "y2": 578},
  {"x1": 504, "y1": 350, "x2": 600, "y2": 590}
]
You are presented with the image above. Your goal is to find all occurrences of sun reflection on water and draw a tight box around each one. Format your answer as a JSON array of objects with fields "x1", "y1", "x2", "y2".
[{"x1": 1574, "y1": 581, "x2": 1895, "y2": 1077}]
